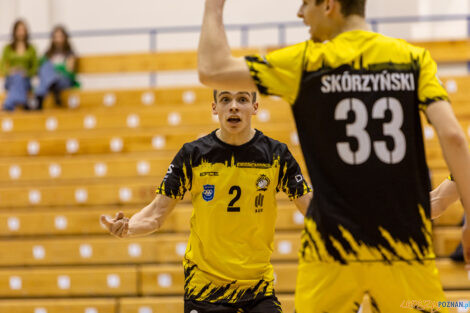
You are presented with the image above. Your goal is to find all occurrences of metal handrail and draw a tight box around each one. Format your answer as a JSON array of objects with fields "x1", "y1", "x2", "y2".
[{"x1": 0, "y1": 14, "x2": 469, "y2": 51}]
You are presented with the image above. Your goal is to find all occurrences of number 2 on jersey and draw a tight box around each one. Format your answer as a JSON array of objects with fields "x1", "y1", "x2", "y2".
[
  {"x1": 335, "y1": 97, "x2": 406, "y2": 165},
  {"x1": 227, "y1": 186, "x2": 241, "y2": 212}
]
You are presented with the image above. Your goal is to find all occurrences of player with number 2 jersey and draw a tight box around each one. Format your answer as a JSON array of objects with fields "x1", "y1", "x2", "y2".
[
  {"x1": 157, "y1": 90, "x2": 311, "y2": 312},
  {"x1": 101, "y1": 90, "x2": 312, "y2": 313}
]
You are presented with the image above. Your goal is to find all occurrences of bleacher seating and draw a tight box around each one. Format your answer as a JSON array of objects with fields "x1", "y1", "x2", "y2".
[{"x1": 0, "y1": 41, "x2": 469, "y2": 313}]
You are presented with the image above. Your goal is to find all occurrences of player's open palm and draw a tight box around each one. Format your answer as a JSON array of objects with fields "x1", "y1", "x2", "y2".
[{"x1": 100, "y1": 211, "x2": 130, "y2": 238}]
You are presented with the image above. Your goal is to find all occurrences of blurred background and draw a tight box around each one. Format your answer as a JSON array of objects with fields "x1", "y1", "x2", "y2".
[{"x1": 0, "y1": 0, "x2": 468, "y2": 312}]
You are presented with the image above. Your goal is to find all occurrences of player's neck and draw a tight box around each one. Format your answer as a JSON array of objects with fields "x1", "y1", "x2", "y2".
[
  {"x1": 216, "y1": 128, "x2": 256, "y2": 146},
  {"x1": 330, "y1": 15, "x2": 370, "y2": 39}
]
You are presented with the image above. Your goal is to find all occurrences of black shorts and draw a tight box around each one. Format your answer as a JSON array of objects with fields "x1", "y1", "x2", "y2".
[{"x1": 184, "y1": 295, "x2": 283, "y2": 313}]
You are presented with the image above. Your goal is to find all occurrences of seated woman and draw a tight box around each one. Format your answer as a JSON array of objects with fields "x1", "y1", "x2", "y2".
[
  {"x1": 35, "y1": 25, "x2": 79, "y2": 109},
  {"x1": 1, "y1": 19, "x2": 38, "y2": 111}
]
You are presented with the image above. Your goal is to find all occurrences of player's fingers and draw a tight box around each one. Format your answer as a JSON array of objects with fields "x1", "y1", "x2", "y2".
[
  {"x1": 115, "y1": 220, "x2": 129, "y2": 238},
  {"x1": 100, "y1": 215, "x2": 113, "y2": 230},
  {"x1": 114, "y1": 211, "x2": 125, "y2": 221},
  {"x1": 109, "y1": 219, "x2": 124, "y2": 234},
  {"x1": 120, "y1": 222, "x2": 130, "y2": 238}
]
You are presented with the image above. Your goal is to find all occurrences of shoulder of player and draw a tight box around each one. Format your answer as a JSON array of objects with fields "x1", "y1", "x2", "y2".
[
  {"x1": 265, "y1": 41, "x2": 310, "y2": 64},
  {"x1": 179, "y1": 132, "x2": 216, "y2": 154},
  {"x1": 373, "y1": 32, "x2": 428, "y2": 57},
  {"x1": 256, "y1": 131, "x2": 289, "y2": 153}
]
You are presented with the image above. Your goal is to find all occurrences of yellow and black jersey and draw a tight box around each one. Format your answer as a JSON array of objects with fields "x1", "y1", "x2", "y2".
[
  {"x1": 245, "y1": 30, "x2": 449, "y2": 264},
  {"x1": 156, "y1": 129, "x2": 310, "y2": 303}
]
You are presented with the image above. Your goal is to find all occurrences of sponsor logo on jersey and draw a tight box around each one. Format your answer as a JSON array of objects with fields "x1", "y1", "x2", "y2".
[
  {"x1": 200, "y1": 171, "x2": 219, "y2": 177},
  {"x1": 202, "y1": 185, "x2": 215, "y2": 201},
  {"x1": 295, "y1": 175, "x2": 304, "y2": 183},
  {"x1": 237, "y1": 162, "x2": 271, "y2": 169},
  {"x1": 256, "y1": 175, "x2": 270, "y2": 191}
]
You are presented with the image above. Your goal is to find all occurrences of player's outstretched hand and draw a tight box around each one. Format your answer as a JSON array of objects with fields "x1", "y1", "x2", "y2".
[
  {"x1": 462, "y1": 221, "x2": 470, "y2": 268},
  {"x1": 100, "y1": 212, "x2": 130, "y2": 238}
]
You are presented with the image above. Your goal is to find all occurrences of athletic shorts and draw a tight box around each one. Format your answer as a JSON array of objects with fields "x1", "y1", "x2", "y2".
[
  {"x1": 184, "y1": 295, "x2": 283, "y2": 313},
  {"x1": 295, "y1": 259, "x2": 448, "y2": 313}
]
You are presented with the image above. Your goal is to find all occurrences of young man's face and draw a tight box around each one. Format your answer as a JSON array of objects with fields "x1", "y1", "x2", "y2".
[
  {"x1": 212, "y1": 91, "x2": 258, "y2": 135},
  {"x1": 297, "y1": 0, "x2": 333, "y2": 42}
]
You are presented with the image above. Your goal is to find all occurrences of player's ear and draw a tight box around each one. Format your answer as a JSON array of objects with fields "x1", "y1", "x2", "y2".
[
  {"x1": 211, "y1": 101, "x2": 218, "y2": 115},
  {"x1": 252, "y1": 101, "x2": 259, "y2": 115},
  {"x1": 325, "y1": 0, "x2": 335, "y2": 15}
]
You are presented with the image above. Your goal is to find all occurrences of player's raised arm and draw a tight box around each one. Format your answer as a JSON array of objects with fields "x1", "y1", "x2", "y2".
[
  {"x1": 430, "y1": 177, "x2": 459, "y2": 219},
  {"x1": 198, "y1": 0, "x2": 255, "y2": 90},
  {"x1": 426, "y1": 101, "x2": 470, "y2": 262},
  {"x1": 100, "y1": 194, "x2": 178, "y2": 238}
]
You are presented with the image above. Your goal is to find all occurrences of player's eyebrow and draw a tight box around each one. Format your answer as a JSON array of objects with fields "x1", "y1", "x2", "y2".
[
  {"x1": 218, "y1": 92, "x2": 233, "y2": 98},
  {"x1": 236, "y1": 92, "x2": 251, "y2": 97}
]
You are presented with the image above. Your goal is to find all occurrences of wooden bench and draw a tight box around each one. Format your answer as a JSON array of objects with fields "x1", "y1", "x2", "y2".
[
  {"x1": 434, "y1": 227, "x2": 462, "y2": 257},
  {"x1": 0, "y1": 231, "x2": 303, "y2": 266},
  {"x1": 0, "y1": 203, "x2": 304, "y2": 236},
  {"x1": 0, "y1": 298, "x2": 116, "y2": 313},
  {"x1": 0, "y1": 125, "x2": 299, "y2": 157},
  {"x1": 0, "y1": 266, "x2": 137, "y2": 297},
  {"x1": 0, "y1": 179, "x2": 300, "y2": 208}
]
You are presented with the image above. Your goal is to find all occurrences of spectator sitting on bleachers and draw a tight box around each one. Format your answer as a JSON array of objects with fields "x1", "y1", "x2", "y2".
[
  {"x1": 35, "y1": 25, "x2": 79, "y2": 109},
  {"x1": 0, "y1": 19, "x2": 38, "y2": 111}
]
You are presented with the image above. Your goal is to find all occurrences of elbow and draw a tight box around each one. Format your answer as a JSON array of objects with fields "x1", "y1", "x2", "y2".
[
  {"x1": 198, "y1": 66, "x2": 217, "y2": 87},
  {"x1": 441, "y1": 128, "x2": 467, "y2": 148}
]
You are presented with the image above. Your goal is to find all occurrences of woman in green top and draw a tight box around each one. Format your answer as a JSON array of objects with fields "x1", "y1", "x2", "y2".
[
  {"x1": 1, "y1": 19, "x2": 38, "y2": 111},
  {"x1": 35, "y1": 25, "x2": 79, "y2": 109}
]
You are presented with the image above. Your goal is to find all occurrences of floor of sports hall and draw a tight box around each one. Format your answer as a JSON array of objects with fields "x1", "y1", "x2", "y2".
[{"x1": 0, "y1": 41, "x2": 468, "y2": 313}]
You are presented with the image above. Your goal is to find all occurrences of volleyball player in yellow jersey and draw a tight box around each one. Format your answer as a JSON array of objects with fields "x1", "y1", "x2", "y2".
[
  {"x1": 197, "y1": 0, "x2": 470, "y2": 312},
  {"x1": 101, "y1": 90, "x2": 312, "y2": 313}
]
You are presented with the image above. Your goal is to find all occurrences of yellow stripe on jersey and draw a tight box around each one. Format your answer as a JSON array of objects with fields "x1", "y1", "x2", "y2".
[{"x1": 300, "y1": 204, "x2": 434, "y2": 263}]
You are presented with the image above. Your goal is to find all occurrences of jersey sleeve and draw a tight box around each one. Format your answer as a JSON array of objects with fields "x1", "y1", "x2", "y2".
[
  {"x1": 277, "y1": 146, "x2": 312, "y2": 200},
  {"x1": 418, "y1": 49, "x2": 449, "y2": 110},
  {"x1": 245, "y1": 42, "x2": 307, "y2": 105},
  {"x1": 156, "y1": 147, "x2": 192, "y2": 200}
]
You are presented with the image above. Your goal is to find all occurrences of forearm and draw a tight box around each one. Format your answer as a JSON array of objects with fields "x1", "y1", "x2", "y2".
[
  {"x1": 431, "y1": 108, "x2": 470, "y2": 215},
  {"x1": 127, "y1": 205, "x2": 160, "y2": 237},
  {"x1": 127, "y1": 195, "x2": 176, "y2": 237},
  {"x1": 437, "y1": 137, "x2": 470, "y2": 214}
]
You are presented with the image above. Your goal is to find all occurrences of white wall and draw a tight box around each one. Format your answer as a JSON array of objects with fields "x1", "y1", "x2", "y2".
[{"x1": 0, "y1": 0, "x2": 468, "y2": 88}]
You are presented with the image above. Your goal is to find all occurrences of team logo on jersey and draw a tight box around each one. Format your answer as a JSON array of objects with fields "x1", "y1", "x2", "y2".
[
  {"x1": 256, "y1": 175, "x2": 270, "y2": 191},
  {"x1": 202, "y1": 185, "x2": 215, "y2": 201}
]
